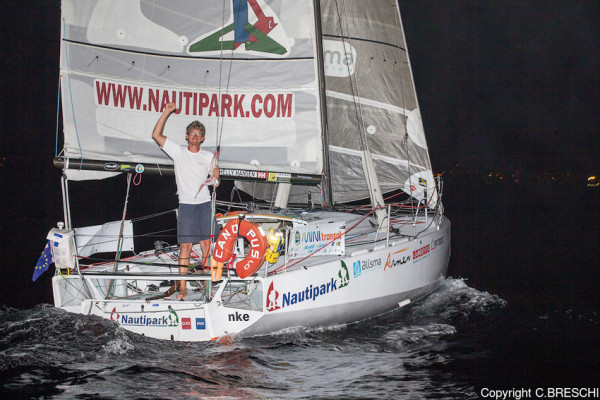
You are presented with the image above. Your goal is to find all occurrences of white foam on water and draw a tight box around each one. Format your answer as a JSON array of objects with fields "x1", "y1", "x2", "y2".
[
  {"x1": 412, "y1": 277, "x2": 507, "y2": 319},
  {"x1": 100, "y1": 328, "x2": 134, "y2": 356}
]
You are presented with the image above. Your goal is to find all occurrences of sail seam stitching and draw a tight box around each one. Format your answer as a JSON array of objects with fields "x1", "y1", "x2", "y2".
[{"x1": 62, "y1": 39, "x2": 313, "y2": 61}]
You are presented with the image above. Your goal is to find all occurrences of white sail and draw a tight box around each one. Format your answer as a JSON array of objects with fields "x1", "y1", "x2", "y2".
[
  {"x1": 237, "y1": 1, "x2": 437, "y2": 206},
  {"x1": 60, "y1": 0, "x2": 323, "y2": 179},
  {"x1": 321, "y1": 0, "x2": 436, "y2": 205}
]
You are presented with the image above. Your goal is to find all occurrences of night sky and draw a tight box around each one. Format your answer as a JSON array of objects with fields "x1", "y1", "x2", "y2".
[
  {"x1": 400, "y1": 1, "x2": 599, "y2": 175},
  {"x1": 0, "y1": 1, "x2": 598, "y2": 307}
]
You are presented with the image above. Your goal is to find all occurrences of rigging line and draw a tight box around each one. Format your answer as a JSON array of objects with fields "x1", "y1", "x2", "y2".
[
  {"x1": 216, "y1": 1, "x2": 239, "y2": 147},
  {"x1": 62, "y1": 19, "x2": 83, "y2": 169},
  {"x1": 340, "y1": 1, "x2": 367, "y2": 147},
  {"x1": 215, "y1": 1, "x2": 241, "y2": 149},
  {"x1": 392, "y1": 2, "x2": 409, "y2": 139},
  {"x1": 332, "y1": 0, "x2": 377, "y2": 198},
  {"x1": 332, "y1": 1, "x2": 366, "y2": 151},
  {"x1": 393, "y1": 2, "x2": 415, "y2": 218},
  {"x1": 106, "y1": 173, "x2": 133, "y2": 299},
  {"x1": 55, "y1": 76, "x2": 61, "y2": 158},
  {"x1": 270, "y1": 206, "x2": 379, "y2": 274},
  {"x1": 402, "y1": 133, "x2": 415, "y2": 220},
  {"x1": 216, "y1": 0, "x2": 227, "y2": 146},
  {"x1": 130, "y1": 209, "x2": 177, "y2": 222}
]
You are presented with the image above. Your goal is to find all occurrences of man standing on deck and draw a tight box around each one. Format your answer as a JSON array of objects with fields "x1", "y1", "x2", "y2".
[{"x1": 152, "y1": 102, "x2": 219, "y2": 299}]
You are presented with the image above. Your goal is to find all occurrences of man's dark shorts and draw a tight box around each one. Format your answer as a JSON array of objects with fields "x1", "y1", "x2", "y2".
[{"x1": 177, "y1": 202, "x2": 219, "y2": 244}]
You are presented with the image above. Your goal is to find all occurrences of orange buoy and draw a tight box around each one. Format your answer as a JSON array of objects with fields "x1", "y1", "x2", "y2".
[{"x1": 213, "y1": 219, "x2": 267, "y2": 279}]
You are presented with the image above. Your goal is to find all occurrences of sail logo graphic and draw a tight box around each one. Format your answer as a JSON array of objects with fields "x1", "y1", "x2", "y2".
[
  {"x1": 188, "y1": 0, "x2": 291, "y2": 57},
  {"x1": 323, "y1": 40, "x2": 357, "y2": 77},
  {"x1": 266, "y1": 264, "x2": 349, "y2": 312},
  {"x1": 110, "y1": 307, "x2": 179, "y2": 327}
]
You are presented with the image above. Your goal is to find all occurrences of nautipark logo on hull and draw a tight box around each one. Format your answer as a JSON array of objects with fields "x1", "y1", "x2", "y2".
[
  {"x1": 110, "y1": 307, "x2": 180, "y2": 328},
  {"x1": 266, "y1": 262, "x2": 350, "y2": 312},
  {"x1": 188, "y1": 0, "x2": 291, "y2": 56}
]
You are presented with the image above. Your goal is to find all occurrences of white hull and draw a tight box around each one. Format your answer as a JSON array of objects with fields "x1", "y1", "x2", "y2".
[{"x1": 52, "y1": 214, "x2": 450, "y2": 341}]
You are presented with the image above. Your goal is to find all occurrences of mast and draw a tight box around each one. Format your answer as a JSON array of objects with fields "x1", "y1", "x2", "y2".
[{"x1": 314, "y1": 0, "x2": 333, "y2": 208}]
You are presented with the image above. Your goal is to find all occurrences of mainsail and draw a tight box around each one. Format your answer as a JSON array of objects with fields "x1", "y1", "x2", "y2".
[{"x1": 59, "y1": 0, "x2": 323, "y2": 181}]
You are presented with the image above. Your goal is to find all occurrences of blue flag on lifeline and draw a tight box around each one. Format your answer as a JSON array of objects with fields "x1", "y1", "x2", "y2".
[{"x1": 33, "y1": 241, "x2": 53, "y2": 282}]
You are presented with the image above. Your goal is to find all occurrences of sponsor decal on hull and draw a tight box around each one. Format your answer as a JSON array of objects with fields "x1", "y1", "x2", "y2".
[
  {"x1": 384, "y1": 248, "x2": 411, "y2": 270},
  {"x1": 353, "y1": 256, "x2": 383, "y2": 278},
  {"x1": 110, "y1": 307, "x2": 179, "y2": 327},
  {"x1": 228, "y1": 312, "x2": 250, "y2": 322},
  {"x1": 412, "y1": 236, "x2": 444, "y2": 263},
  {"x1": 266, "y1": 262, "x2": 350, "y2": 311}
]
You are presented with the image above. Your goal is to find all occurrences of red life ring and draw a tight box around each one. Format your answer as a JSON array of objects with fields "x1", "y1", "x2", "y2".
[{"x1": 213, "y1": 219, "x2": 267, "y2": 279}]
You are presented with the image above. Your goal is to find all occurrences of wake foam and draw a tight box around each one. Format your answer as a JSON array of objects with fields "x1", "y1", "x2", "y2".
[{"x1": 411, "y1": 277, "x2": 507, "y2": 320}]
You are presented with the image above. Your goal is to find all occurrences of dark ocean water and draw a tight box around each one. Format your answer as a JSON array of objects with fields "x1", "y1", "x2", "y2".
[{"x1": 1, "y1": 177, "x2": 598, "y2": 399}]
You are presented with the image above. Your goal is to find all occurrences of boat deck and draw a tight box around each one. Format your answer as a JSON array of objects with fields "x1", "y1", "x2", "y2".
[{"x1": 73, "y1": 210, "x2": 438, "y2": 305}]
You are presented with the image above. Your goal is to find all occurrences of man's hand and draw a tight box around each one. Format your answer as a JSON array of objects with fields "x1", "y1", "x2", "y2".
[
  {"x1": 206, "y1": 176, "x2": 220, "y2": 187},
  {"x1": 163, "y1": 102, "x2": 177, "y2": 114},
  {"x1": 152, "y1": 102, "x2": 177, "y2": 147}
]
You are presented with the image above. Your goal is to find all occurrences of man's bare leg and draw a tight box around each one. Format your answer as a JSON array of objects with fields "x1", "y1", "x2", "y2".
[
  {"x1": 200, "y1": 238, "x2": 210, "y2": 269},
  {"x1": 178, "y1": 242, "x2": 192, "y2": 299}
]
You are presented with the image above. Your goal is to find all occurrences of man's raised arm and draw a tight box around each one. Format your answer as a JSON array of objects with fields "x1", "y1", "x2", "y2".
[{"x1": 152, "y1": 102, "x2": 177, "y2": 147}]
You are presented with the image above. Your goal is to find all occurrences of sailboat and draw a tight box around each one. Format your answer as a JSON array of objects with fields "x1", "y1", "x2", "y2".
[{"x1": 47, "y1": 0, "x2": 450, "y2": 341}]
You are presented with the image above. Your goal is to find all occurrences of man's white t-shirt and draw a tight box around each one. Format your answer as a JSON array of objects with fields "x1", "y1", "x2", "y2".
[{"x1": 161, "y1": 138, "x2": 213, "y2": 204}]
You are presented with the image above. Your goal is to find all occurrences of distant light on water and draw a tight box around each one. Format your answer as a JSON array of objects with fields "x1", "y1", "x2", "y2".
[{"x1": 438, "y1": 166, "x2": 598, "y2": 187}]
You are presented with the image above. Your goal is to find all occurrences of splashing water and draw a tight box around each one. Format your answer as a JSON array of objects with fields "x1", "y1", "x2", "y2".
[{"x1": 0, "y1": 279, "x2": 518, "y2": 399}]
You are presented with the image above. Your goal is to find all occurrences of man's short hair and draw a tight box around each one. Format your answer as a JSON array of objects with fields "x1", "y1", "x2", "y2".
[{"x1": 186, "y1": 121, "x2": 205, "y2": 136}]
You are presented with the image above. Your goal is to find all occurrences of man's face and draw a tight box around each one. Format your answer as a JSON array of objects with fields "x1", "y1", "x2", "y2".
[{"x1": 186, "y1": 129, "x2": 204, "y2": 145}]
